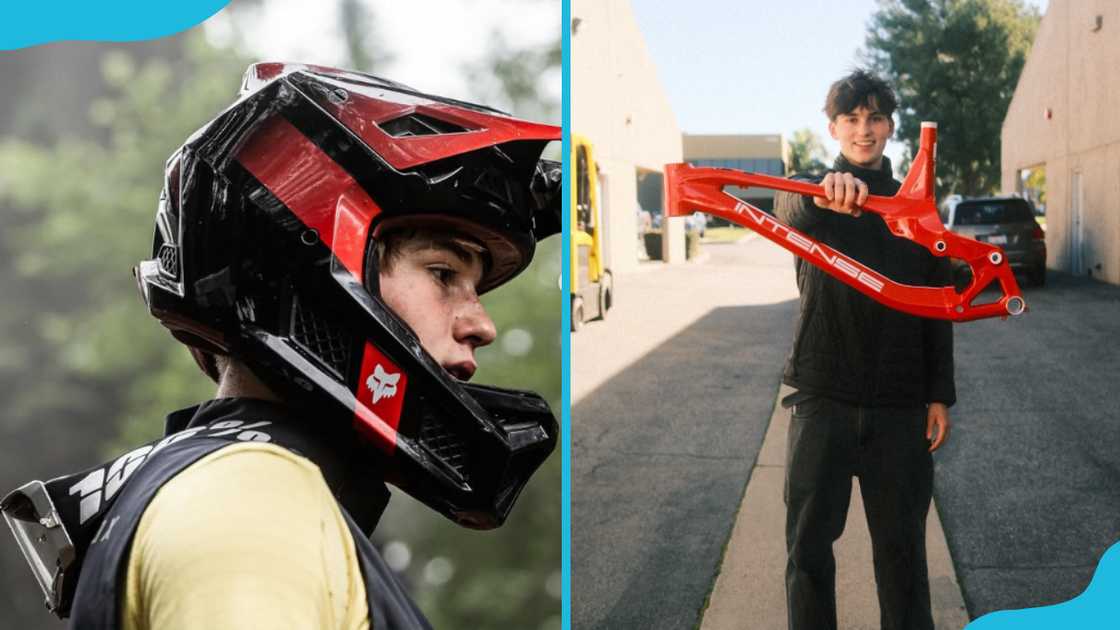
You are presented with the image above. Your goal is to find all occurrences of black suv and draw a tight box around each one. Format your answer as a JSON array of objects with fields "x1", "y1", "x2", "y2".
[{"x1": 942, "y1": 196, "x2": 1047, "y2": 286}]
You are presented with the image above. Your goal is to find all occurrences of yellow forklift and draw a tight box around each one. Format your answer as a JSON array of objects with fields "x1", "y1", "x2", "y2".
[{"x1": 571, "y1": 134, "x2": 612, "y2": 331}]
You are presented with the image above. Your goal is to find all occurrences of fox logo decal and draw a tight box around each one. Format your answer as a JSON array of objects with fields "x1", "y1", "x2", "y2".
[{"x1": 365, "y1": 364, "x2": 401, "y2": 403}]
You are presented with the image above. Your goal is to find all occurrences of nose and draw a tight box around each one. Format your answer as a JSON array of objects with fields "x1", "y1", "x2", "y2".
[{"x1": 454, "y1": 296, "x2": 497, "y2": 350}]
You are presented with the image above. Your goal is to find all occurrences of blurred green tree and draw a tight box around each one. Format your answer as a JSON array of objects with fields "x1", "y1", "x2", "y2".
[
  {"x1": 862, "y1": 0, "x2": 1040, "y2": 197},
  {"x1": 465, "y1": 29, "x2": 561, "y2": 124},
  {"x1": 787, "y1": 127, "x2": 829, "y2": 175},
  {"x1": 0, "y1": 37, "x2": 252, "y2": 452},
  {"x1": 1023, "y1": 165, "x2": 1045, "y2": 205},
  {"x1": 338, "y1": 0, "x2": 394, "y2": 73}
]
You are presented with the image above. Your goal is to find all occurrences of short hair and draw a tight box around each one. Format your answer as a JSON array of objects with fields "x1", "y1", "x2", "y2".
[
  {"x1": 823, "y1": 69, "x2": 898, "y2": 120},
  {"x1": 374, "y1": 227, "x2": 489, "y2": 274}
]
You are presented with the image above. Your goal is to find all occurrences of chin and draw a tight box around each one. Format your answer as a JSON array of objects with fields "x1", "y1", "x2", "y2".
[{"x1": 848, "y1": 151, "x2": 883, "y2": 167}]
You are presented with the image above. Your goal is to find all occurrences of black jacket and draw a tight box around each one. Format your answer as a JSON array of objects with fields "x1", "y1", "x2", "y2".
[{"x1": 773, "y1": 155, "x2": 955, "y2": 408}]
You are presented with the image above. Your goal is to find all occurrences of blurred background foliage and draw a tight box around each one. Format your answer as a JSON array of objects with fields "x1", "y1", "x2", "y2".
[
  {"x1": 0, "y1": 2, "x2": 560, "y2": 628},
  {"x1": 786, "y1": 127, "x2": 829, "y2": 175}
]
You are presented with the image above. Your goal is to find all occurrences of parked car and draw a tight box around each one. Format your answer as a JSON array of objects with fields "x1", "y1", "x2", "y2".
[
  {"x1": 686, "y1": 211, "x2": 707, "y2": 237},
  {"x1": 938, "y1": 194, "x2": 962, "y2": 224},
  {"x1": 650, "y1": 211, "x2": 706, "y2": 237},
  {"x1": 944, "y1": 196, "x2": 1047, "y2": 286}
]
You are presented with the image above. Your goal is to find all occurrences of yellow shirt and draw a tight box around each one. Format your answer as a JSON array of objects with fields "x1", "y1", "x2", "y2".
[{"x1": 122, "y1": 442, "x2": 370, "y2": 630}]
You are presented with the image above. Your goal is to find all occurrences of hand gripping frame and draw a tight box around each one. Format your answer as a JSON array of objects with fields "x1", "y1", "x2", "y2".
[{"x1": 665, "y1": 123, "x2": 1025, "y2": 322}]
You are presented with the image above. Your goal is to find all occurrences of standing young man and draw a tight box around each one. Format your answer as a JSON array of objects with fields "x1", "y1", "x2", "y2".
[
  {"x1": 2, "y1": 63, "x2": 561, "y2": 629},
  {"x1": 773, "y1": 69, "x2": 955, "y2": 630}
]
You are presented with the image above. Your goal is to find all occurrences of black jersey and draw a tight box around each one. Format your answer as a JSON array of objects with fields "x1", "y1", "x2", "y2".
[{"x1": 3, "y1": 398, "x2": 432, "y2": 629}]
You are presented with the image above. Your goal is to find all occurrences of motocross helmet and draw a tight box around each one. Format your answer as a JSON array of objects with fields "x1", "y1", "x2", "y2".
[{"x1": 134, "y1": 62, "x2": 561, "y2": 529}]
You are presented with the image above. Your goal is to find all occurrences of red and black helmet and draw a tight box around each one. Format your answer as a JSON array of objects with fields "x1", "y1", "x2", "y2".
[{"x1": 134, "y1": 63, "x2": 561, "y2": 529}]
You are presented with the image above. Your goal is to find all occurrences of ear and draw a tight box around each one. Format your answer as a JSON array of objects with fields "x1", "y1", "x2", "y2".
[
  {"x1": 888, "y1": 116, "x2": 896, "y2": 136},
  {"x1": 828, "y1": 119, "x2": 839, "y2": 140},
  {"x1": 189, "y1": 347, "x2": 222, "y2": 383}
]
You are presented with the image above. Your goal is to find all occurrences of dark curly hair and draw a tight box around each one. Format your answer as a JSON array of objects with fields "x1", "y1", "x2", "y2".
[{"x1": 823, "y1": 69, "x2": 898, "y2": 120}]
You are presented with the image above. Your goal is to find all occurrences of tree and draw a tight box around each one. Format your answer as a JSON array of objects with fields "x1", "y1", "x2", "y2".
[
  {"x1": 337, "y1": 0, "x2": 394, "y2": 73},
  {"x1": 464, "y1": 30, "x2": 561, "y2": 123},
  {"x1": 787, "y1": 127, "x2": 829, "y2": 175},
  {"x1": 862, "y1": 0, "x2": 1040, "y2": 197},
  {"x1": 1023, "y1": 165, "x2": 1045, "y2": 205}
]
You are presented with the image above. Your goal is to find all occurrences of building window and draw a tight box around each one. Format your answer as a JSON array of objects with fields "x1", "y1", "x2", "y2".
[{"x1": 687, "y1": 157, "x2": 784, "y2": 175}]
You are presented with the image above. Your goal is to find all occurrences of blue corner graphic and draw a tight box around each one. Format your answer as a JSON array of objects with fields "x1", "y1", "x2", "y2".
[
  {"x1": 966, "y1": 541, "x2": 1120, "y2": 629},
  {"x1": 1, "y1": 1, "x2": 230, "y2": 51}
]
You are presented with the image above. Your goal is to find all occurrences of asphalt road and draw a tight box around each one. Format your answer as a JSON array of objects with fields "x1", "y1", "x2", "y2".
[
  {"x1": 573, "y1": 236, "x2": 1120, "y2": 627},
  {"x1": 934, "y1": 271, "x2": 1120, "y2": 618},
  {"x1": 572, "y1": 238, "x2": 799, "y2": 630}
]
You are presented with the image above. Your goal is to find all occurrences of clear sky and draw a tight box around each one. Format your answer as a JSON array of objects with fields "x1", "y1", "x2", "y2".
[{"x1": 630, "y1": 0, "x2": 1047, "y2": 168}]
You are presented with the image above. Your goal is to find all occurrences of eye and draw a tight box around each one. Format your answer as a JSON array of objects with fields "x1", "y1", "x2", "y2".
[{"x1": 428, "y1": 265, "x2": 455, "y2": 284}]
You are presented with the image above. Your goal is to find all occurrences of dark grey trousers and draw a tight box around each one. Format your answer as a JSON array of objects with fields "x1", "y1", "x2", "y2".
[{"x1": 784, "y1": 395, "x2": 934, "y2": 630}]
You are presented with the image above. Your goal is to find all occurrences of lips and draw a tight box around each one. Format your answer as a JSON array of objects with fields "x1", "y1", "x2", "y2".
[{"x1": 443, "y1": 361, "x2": 477, "y2": 382}]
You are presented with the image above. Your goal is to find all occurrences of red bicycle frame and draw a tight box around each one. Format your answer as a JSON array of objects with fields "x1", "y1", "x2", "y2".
[{"x1": 664, "y1": 123, "x2": 1025, "y2": 322}]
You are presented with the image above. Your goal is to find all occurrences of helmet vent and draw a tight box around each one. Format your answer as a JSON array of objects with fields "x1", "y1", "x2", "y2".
[
  {"x1": 157, "y1": 244, "x2": 179, "y2": 278},
  {"x1": 380, "y1": 113, "x2": 468, "y2": 137},
  {"x1": 290, "y1": 295, "x2": 351, "y2": 378},
  {"x1": 470, "y1": 167, "x2": 515, "y2": 208},
  {"x1": 419, "y1": 415, "x2": 472, "y2": 482}
]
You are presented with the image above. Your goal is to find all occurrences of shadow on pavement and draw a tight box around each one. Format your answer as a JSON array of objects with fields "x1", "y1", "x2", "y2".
[{"x1": 572, "y1": 299, "x2": 798, "y2": 630}]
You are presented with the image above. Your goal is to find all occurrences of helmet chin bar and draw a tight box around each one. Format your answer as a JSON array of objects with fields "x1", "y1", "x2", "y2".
[
  {"x1": 221, "y1": 251, "x2": 557, "y2": 530},
  {"x1": 665, "y1": 122, "x2": 1026, "y2": 322}
]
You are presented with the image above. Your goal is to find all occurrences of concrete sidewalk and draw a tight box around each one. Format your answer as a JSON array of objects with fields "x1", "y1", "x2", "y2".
[{"x1": 573, "y1": 236, "x2": 968, "y2": 629}]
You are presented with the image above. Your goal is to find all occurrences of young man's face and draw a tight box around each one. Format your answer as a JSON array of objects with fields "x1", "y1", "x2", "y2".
[
  {"x1": 828, "y1": 105, "x2": 894, "y2": 169},
  {"x1": 378, "y1": 233, "x2": 496, "y2": 382}
]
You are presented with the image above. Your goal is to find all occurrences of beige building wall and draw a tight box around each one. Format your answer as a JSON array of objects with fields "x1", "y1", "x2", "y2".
[
  {"x1": 1002, "y1": 0, "x2": 1120, "y2": 283},
  {"x1": 572, "y1": 0, "x2": 685, "y2": 272},
  {"x1": 682, "y1": 134, "x2": 790, "y2": 162}
]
